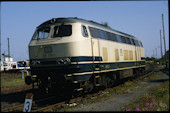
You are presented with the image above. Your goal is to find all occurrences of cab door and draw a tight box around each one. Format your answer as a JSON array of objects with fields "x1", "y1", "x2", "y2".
[
  {"x1": 134, "y1": 40, "x2": 141, "y2": 66},
  {"x1": 88, "y1": 27, "x2": 101, "y2": 62},
  {"x1": 131, "y1": 39, "x2": 138, "y2": 66},
  {"x1": 89, "y1": 27, "x2": 102, "y2": 73},
  {"x1": 91, "y1": 38, "x2": 100, "y2": 60}
]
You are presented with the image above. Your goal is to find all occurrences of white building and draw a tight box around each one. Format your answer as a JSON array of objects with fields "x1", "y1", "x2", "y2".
[
  {"x1": 0, "y1": 55, "x2": 17, "y2": 71},
  {"x1": 4, "y1": 57, "x2": 13, "y2": 62}
]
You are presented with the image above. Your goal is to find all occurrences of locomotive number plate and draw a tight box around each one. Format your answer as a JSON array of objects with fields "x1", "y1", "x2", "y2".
[{"x1": 44, "y1": 46, "x2": 52, "y2": 53}]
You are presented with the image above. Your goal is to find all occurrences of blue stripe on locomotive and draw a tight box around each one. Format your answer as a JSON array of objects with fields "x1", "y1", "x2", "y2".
[
  {"x1": 71, "y1": 56, "x2": 102, "y2": 62},
  {"x1": 69, "y1": 56, "x2": 145, "y2": 82},
  {"x1": 31, "y1": 56, "x2": 145, "y2": 82}
]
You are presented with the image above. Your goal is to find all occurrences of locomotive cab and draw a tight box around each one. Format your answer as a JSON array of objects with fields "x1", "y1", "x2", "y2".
[{"x1": 26, "y1": 18, "x2": 93, "y2": 93}]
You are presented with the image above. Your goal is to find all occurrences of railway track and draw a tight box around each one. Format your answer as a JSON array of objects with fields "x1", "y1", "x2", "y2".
[
  {"x1": 1, "y1": 63, "x2": 156, "y2": 112},
  {"x1": 0, "y1": 86, "x2": 35, "y2": 95},
  {"x1": 1, "y1": 95, "x2": 57, "y2": 112}
]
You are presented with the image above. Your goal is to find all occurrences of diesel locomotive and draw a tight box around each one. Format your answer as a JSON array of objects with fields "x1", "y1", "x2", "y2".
[{"x1": 25, "y1": 17, "x2": 146, "y2": 93}]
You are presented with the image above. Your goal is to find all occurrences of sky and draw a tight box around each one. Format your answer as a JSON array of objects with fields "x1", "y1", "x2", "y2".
[{"x1": 0, "y1": 1, "x2": 169, "y2": 61}]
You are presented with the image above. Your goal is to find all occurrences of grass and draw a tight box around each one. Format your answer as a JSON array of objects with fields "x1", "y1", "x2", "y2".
[
  {"x1": 1, "y1": 71, "x2": 168, "y2": 111},
  {"x1": 123, "y1": 80, "x2": 169, "y2": 111},
  {"x1": 143, "y1": 71, "x2": 163, "y2": 81},
  {"x1": 1, "y1": 72, "x2": 26, "y2": 90},
  {"x1": 58, "y1": 72, "x2": 169, "y2": 111}
]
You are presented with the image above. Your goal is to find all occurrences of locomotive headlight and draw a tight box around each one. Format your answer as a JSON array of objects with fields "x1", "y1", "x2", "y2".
[
  {"x1": 57, "y1": 59, "x2": 64, "y2": 64},
  {"x1": 63, "y1": 58, "x2": 71, "y2": 64},
  {"x1": 31, "y1": 61, "x2": 36, "y2": 66},
  {"x1": 57, "y1": 58, "x2": 71, "y2": 65},
  {"x1": 31, "y1": 60, "x2": 41, "y2": 66},
  {"x1": 36, "y1": 61, "x2": 40, "y2": 64}
]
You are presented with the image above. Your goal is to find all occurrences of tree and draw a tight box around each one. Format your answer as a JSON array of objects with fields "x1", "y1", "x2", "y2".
[
  {"x1": 146, "y1": 57, "x2": 155, "y2": 61},
  {"x1": 164, "y1": 50, "x2": 169, "y2": 60},
  {"x1": 101, "y1": 22, "x2": 110, "y2": 28}
]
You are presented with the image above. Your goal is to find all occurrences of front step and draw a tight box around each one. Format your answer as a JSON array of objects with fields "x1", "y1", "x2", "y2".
[
  {"x1": 76, "y1": 88, "x2": 83, "y2": 91},
  {"x1": 95, "y1": 75, "x2": 101, "y2": 87},
  {"x1": 95, "y1": 75, "x2": 100, "y2": 78},
  {"x1": 95, "y1": 84, "x2": 100, "y2": 86}
]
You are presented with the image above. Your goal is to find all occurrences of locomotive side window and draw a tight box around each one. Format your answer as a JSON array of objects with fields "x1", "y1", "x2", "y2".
[
  {"x1": 99, "y1": 29, "x2": 107, "y2": 39},
  {"x1": 125, "y1": 37, "x2": 131, "y2": 45},
  {"x1": 139, "y1": 41, "x2": 143, "y2": 47},
  {"x1": 115, "y1": 34, "x2": 122, "y2": 43},
  {"x1": 82, "y1": 25, "x2": 88, "y2": 37},
  {"x1": 111, "y1": 33, "x2": 118, "y2": 42},
  {"x1": 131, "y1": 39, "x2": 136, "y2": 45},
  {"x1": 120, "y1": 36, "x2": 126, "y2": 43},
  {"x1": 88, "y1": 26, "x2": 139, "y2": 47},
  {"x1": 106, "y1": 32, "x2": 112, "y2": 40},
  {"x1": 89, "y1": 27, "x2": 100, "y2": 38},
  {"x1": 53, "y1": 25, "x2": 72, "y2": 37},
  {"x1": 35, "y1": 27, "x2": 50, "y2": 39},
  {"x1": 134, "y1": 40, "x2": 140, "y2": 46}
]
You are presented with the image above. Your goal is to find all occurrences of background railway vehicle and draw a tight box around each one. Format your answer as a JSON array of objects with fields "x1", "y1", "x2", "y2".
[
  {"x1": 25, "y1": 17, "x2": 146, "y2": 94},
  {"x1": 17, "y1": 60, "x2": 30, "y2": 70},
  {"x1": 0, "y1": 60, "x2": 30, "y2": 72},
  {"x1": 1, "y1": 53, "x2": 30, "y2": 72},
  {"x1": 0, "y1": 55, "x2": 18, "y2": 72}
]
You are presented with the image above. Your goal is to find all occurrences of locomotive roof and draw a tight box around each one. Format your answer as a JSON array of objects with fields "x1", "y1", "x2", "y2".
[{"x1": 38, "y1": 17, "x2": 137, "y2": 40}]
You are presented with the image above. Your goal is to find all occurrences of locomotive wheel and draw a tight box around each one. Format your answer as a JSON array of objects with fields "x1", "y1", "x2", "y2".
[
  {"x1": 39, "y1": 82, "x2": 47, "y2": 93},
  {"x1": 133, "y1": 69, "x2": 140, "y2": 78},
  {"x1": 110, "y1": 73, "x2": 117, "y2": 86},
  {"x1": 103, "y1": 75, "x2": 110, "y2": 88},
  {"x1": 140, "y1": 68, "x2": 145, "y2": 76},
  {"x1": 38, "y1": 78, "x2": 49, "y2": 93},
  {"x1": 84, "y1": 80, "x2": 94, "y2": 93}
]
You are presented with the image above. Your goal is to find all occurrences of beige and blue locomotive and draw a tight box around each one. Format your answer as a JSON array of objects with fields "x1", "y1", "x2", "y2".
[{"x1": 25, "y1": 17, "x2": 145, "y2": 93}]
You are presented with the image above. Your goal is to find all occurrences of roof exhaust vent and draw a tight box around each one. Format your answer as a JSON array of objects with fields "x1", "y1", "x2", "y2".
[{"x1": 51, "y1": 18, "x2": 56, "y2": 23}]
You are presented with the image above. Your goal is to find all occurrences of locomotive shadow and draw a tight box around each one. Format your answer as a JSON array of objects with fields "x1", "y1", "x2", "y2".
[
  {"x1": 148, "y1": 78, "x2": 169, "y2": 83},
  {"x1": 1, "y1": 89, "x2": 39, "y2": 104}
]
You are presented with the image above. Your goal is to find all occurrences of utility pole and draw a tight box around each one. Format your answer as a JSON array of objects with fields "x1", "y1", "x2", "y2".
[
  {"x1": 0, "y1": 2, "x2": 1, "y2": 62},
  {"x1": 155, "y1": 48, "x2": 157, "y2": 60},
  {"x1": 8, "y1": 38, "x2": 10, "y2": 61},
  {"x1": 160, "y1": 30, "x2": 163, "y2": 59},
  {"x1": 162, "y1": 13, "x2": 166, "y2": 61},
  {"x1": 153, "y1": 50, "x2": 155, "y2": 58}
]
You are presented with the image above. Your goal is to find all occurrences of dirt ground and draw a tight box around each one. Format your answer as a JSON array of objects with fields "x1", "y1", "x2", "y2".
[{"x1": 72, "y1": 72, "x2": 169, "y2": 111}]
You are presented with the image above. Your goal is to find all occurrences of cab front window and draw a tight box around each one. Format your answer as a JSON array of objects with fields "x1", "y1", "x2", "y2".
[
  {"x1": 52, "y1": 25, "x2": 72, "y2": 38},
  {"x1": 34, "y1": 27, "x2": 51, "y2": 40}
]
